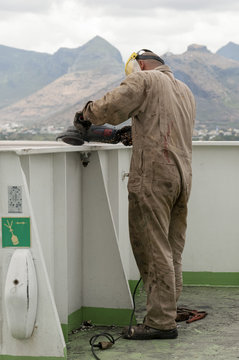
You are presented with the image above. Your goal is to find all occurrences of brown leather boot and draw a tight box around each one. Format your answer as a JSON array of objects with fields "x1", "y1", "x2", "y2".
[{"x1": 122, "y1": 324, "x2": 178, "y2": 340}]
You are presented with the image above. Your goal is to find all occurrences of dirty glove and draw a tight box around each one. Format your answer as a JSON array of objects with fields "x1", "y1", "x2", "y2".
[
  {"x1": 74, "y1": 101, "x2": 93, "y2": 131},
  {"x1": 73, "y1": 111, "x2": 92, "y2": 131},
  {"x1": 117, "y1": 126, "x2": 132, "y2": 146}
]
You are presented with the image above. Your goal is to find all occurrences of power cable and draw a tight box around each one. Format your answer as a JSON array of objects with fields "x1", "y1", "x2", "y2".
[{"x1": 89, "y1": 277, "x2": 142, "y2": 359}]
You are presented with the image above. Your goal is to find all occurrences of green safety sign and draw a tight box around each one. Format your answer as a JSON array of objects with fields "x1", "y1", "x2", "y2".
[{"x1": 2, "y1": 217, "x2": 31, "y2": 247}]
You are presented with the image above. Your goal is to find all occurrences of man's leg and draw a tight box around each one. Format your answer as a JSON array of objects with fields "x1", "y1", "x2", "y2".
[
  {"x1": 168, "y1": 191, "x2": 188, "y2": 302},
  {"x1": 128, "y1": 177, "x2": 180, "y2": 331}
]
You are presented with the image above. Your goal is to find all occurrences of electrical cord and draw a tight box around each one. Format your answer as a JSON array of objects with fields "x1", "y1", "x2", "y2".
[
  {"x1": 89, "y1": 277, "x2": 142, "y2": 359},
  {"x1": 90, "y1": 333, "x2": 119, "y2": 360},
  {"x1": 127, "y1": 277, "x2": 142, "y2": 337}
]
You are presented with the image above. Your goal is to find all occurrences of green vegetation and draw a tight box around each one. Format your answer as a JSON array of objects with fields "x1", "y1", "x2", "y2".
[{"x1": 208, "y1": 134, "x2": 239, "y2": 141}]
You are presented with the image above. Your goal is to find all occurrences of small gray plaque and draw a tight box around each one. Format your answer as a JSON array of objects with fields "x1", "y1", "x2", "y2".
[{"x1": 8, "y1": 186, "x2": 22, "y2": 213}]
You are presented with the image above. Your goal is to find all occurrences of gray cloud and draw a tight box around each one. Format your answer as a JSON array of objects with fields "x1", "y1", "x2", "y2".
[
  {"x1": 0, "y1": 0, "x2": 237, "y2": 62},
  {"x1": 78, "y1": 0, "x2": 239, "y2": 13},
  {"x1": 1, "y1": 0, "x2": 238, "y2": 16},
  {"x1": 0, "y1": 0, "x2": 63, "y2": 13}
]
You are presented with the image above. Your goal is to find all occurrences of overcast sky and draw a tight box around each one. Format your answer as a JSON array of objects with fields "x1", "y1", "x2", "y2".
[{"x1": 0, "y1": 0, "x2": 238, "y2": 61}]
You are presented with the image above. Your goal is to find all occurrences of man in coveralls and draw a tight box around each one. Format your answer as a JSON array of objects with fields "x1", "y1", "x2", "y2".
[{"x1": 74, "y1": 49, "x2": 196, "y2": 340}]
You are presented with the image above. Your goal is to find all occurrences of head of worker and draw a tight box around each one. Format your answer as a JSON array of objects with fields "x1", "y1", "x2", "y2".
[{"x1": 125, "y1": 49, "x2": 165, "y2": 76}]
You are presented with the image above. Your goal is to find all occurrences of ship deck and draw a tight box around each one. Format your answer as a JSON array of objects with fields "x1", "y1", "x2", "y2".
[{"x1": 67, "y1": 285, "x2": 239, "y2": 360}]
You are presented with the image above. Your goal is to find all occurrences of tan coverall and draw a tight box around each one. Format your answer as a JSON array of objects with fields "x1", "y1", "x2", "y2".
[{"x1": 83, "y1": 65, "x2": 196, "y2": 331}]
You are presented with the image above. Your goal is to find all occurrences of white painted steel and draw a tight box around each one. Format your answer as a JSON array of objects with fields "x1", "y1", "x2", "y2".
[
  {"x1": 14, "y1": 141, "x2": 239, "y2": 276},
  {"x1": 4, "y1": 249, "x2": 37, "y2": 339},
  {"x1": 65, "y1": 152, "x2": 83, "y2": 316},
  {"x1": 82, "y1": 151, "x2": 133, "y2": 308},
  {"x1": 0, "y1": 152, "x2": 65, "y2": 358},
  {"x1": 1, "y1": 141, "x2": 239, "y2": 358},
  {"x1": 184, "y1": 144, "x2": 239, "y2": 272}
]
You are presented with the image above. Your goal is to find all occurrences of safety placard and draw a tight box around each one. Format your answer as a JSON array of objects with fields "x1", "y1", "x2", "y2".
[{"x1": 2, "y1": 217, "x2": 31, "y2": 247}]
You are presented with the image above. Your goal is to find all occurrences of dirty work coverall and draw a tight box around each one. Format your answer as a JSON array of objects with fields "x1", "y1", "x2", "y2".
[{"x1": 83, "y1": 65, "x2": 196, "y2": 330}]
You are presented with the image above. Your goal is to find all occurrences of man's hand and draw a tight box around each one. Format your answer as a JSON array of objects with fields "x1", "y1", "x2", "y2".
[
  {"x1": 74, "y1": 111, "x2": 92, "y2": 131},
  {"x1": 118, "y1": 126, "x2": 132, "y2": 146}
]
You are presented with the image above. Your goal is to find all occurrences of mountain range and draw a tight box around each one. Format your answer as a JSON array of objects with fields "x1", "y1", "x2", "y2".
[{"x1": 0, "y1": 36, "x2": 239, "y2": 130}]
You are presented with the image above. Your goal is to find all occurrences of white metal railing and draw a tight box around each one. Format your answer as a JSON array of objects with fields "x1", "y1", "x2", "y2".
[{"x1": 1, "y1": 140, "x2": 239, "y2": 276}]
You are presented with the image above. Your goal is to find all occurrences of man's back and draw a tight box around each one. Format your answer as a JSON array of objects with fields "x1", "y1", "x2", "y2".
[{"x1": 130, "y1": 65, "x2": 195, "y2": 162}]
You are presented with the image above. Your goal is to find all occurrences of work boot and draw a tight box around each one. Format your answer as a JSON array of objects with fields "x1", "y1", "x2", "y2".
[{"x1": 122, "y1": 324, "x2": 178, "y2": 340}]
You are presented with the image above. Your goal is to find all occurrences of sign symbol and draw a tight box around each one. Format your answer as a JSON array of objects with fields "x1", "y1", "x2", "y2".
[
  {"x1": 4, "y1": 220, "x2": 19, "y2": 246},
  {"x1": 2, "y1": 217, "x2": 30, "y2": 248}
]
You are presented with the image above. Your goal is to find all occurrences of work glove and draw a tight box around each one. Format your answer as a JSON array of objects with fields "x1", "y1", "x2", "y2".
[
  {"x1": 74, "y1": 101, "x2": 93, "y2": 131},
  {"x1": 73, "y1": 111, "x2": 92, "y2": 131},
  {"x1": 117, "y1": 126, "x2": 132, "y2": 146}
]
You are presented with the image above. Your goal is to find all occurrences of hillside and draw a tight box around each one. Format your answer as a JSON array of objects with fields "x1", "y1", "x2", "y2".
[
  {"x1": 0, "y1": 45, "x2": 64, "y2": 109},
  {"x1": 0, "y1": 36, "x2": 124, "y2": 110},
  {"x1": 164, "y1": 44, "x2": 239, "y2": 129},
  {"x1": 0, "y1": 70, "x2": 124, "y2": 127},
  {"x1": 0, "y1": 38, "x2": 239, "y2": 130},
  {"x1": 0, "y1": 36, "x2": 125, "y2": 127}
]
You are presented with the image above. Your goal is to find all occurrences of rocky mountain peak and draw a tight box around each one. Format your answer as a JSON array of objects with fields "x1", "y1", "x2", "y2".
[
  {"x1": 0, "y1": 36, "x2": 124, "y2": 109},
  {"x1": 187, "y1": 44, "x2": 211, "y2": 53},
  {"x1": 216, "y1": 42, "x2": 239, "y2": 61},
  {"x1": 1, "y1": 37, "x2": 239, "y2": 132},
  {"x1": 53, "y1": 35, "x2": 124, "y2": 74}
]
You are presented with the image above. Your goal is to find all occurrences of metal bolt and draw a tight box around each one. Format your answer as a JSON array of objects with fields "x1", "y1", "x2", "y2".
[
  {"x1": 80, "y1": 152, "x2": 91, "y2": 167},
  {"x1": 122, "y1": 171, "x2": 129, "y2": 181}
]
